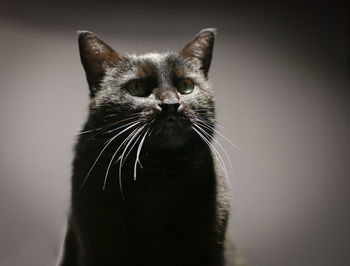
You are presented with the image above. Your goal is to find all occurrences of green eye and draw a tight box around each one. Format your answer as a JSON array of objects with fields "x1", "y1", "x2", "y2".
[
  {"x1": 177, "y1": 78, "x2": 195, "y2": 94},
  {"x1": 126, "y1": 80, "x2": 149, "y2": 97}
]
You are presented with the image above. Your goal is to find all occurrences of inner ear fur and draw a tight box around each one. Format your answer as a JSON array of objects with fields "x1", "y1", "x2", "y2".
[
  {"x1": 180, "y1": 28, "x2": 217, "y2": 77},
  {"x1": 78, "y1": 31, "x2": 122, "y2": 96}
]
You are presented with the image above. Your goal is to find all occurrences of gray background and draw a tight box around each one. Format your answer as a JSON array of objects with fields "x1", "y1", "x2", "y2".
[{"x1": 0, "y1": 1, "x2": 348, "y2": 266}]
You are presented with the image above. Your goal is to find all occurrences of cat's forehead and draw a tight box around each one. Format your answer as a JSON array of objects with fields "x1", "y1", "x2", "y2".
[
  {"x1": 123, "y1": 52, "x2": 188, "y2": 77},
  {"x1": 126, "y1": 52, "x2": 170, "y2": 62},
  {"x1": 125, "y1": 52, "x2": 177, "y2": 64},
  {"x1": 104, "y1": 52, "x2": 202, "y2": 87}
]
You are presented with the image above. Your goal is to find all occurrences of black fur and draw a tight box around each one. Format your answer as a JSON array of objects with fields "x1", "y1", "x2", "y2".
[{"x1": 59, "y1": 29, "x2": 230, "y2": 266}]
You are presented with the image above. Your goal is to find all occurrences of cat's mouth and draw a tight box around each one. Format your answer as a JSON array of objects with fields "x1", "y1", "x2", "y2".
[
  {"x1": 162, "y1": 115, "x2": 182, "y2": 127},
  {"x1": 152, "y1": 114, "x2": 187, "y2": 133},
  {"x1": 146, "y1": 114, "x2": 194, "y2": 149}
]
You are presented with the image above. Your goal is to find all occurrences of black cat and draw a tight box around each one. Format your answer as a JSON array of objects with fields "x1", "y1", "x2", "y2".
[{"x1": 59, "y1": 29, "x2": 235, "y2": 266}]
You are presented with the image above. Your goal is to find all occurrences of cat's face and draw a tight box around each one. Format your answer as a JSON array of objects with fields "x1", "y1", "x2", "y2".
[{"x1": 79, "y1": 29, "x2": 216, "y2": 152}]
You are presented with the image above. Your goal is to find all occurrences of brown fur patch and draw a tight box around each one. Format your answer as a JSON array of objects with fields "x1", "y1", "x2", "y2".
[{"x1": 137, "y1": 62, "x2": 156, "y2": 79}]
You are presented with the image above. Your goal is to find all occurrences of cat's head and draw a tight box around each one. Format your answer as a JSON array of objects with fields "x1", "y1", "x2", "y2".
[{"x1": 78, "y1": 29, "x2": 216, "y2": 152}]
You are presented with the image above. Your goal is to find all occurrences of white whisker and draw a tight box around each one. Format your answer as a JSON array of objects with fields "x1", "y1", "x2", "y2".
[
  {"x1": 117, "y1": 125, "x2": 146, "y2": 200},
  {"x1": 195, "y1": 117, "x2": 243, "y2": 152},
  {"x1": 193, "y1": 123, "x2": 234, "y2": 171},
  {"x1": 78, "y1": 122, "x2": 140, "y2": 193},
  {"x1": 192, "y1": 126, "x2": 233, "y2": 193},
  {"x1": 121, "y1": 127, "x2": 146, "y2": 166},
  {"x1": 102, "y1": 129, "x2": 135, "y2": 190},
  {"x1": 134, "y1": 128, "x2": 149, "y2": 180},
  {"x1": 102, "y1": 125, "x2": 144, "y2": 190},
  {"x1": 102, "y1": 120, "x2": 139, "y2": 135},
  {"x1": 76, "y1": 113, "x2": 140, "y2": 136}
]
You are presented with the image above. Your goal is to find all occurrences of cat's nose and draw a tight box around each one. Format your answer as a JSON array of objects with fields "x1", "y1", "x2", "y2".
[{"x1": 158, "y1": 103, "x2": 180, "y2": 113}]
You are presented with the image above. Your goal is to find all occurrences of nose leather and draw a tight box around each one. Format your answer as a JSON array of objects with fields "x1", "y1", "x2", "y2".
[
  {"x1": 159, "y1": 103, "x2": 180, "y2": 113},
  {"x1": 158, "y1": 87, "x2": 179, "y2": 105}
]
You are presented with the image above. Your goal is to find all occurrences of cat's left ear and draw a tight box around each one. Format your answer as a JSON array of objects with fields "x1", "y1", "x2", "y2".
[
  {"x1": 180, "y1": 28, "x2": 217, "y2": 77},
  {"x1": 78, "y1": 31, "x2": 122, "y2": 96}
]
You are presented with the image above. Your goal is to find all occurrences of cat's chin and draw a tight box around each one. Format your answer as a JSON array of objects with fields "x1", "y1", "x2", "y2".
[
  {"x1": 148, "y1": 136, "x2": 192, "y2": 150},
  {"x1": 146, "y1": 123, "x2": 195, "y2": 151}
]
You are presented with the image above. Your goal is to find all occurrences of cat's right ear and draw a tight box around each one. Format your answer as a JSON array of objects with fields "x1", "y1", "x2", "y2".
[
  {"x1": 180, "y1": 28, "x2": 217, "y2": 78},
  {"x1": 78, "y1": 31, "x2": 122, "y2": 96}
]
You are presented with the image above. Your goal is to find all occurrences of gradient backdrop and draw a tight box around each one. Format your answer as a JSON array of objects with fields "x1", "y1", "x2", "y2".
[{"x1": 0, "y1": 1, "x2": 348, "y2": 266}]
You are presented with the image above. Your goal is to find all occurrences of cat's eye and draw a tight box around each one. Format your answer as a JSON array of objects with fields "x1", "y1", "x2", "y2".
[
  {"x1": 177, "y1": 78, "x2": 195, "y2": 94},
  {"x1": 126, "y1": 80, "x2": 149, "y2": 97}
]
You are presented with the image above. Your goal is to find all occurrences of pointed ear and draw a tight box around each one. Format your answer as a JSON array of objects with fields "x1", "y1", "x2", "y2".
[
  {"x1": 179, "y1": 28, "x2": 217, "y2": 77},
  {"x1": 78, "y1": 31, "x2": 122, "y2": 96}
]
